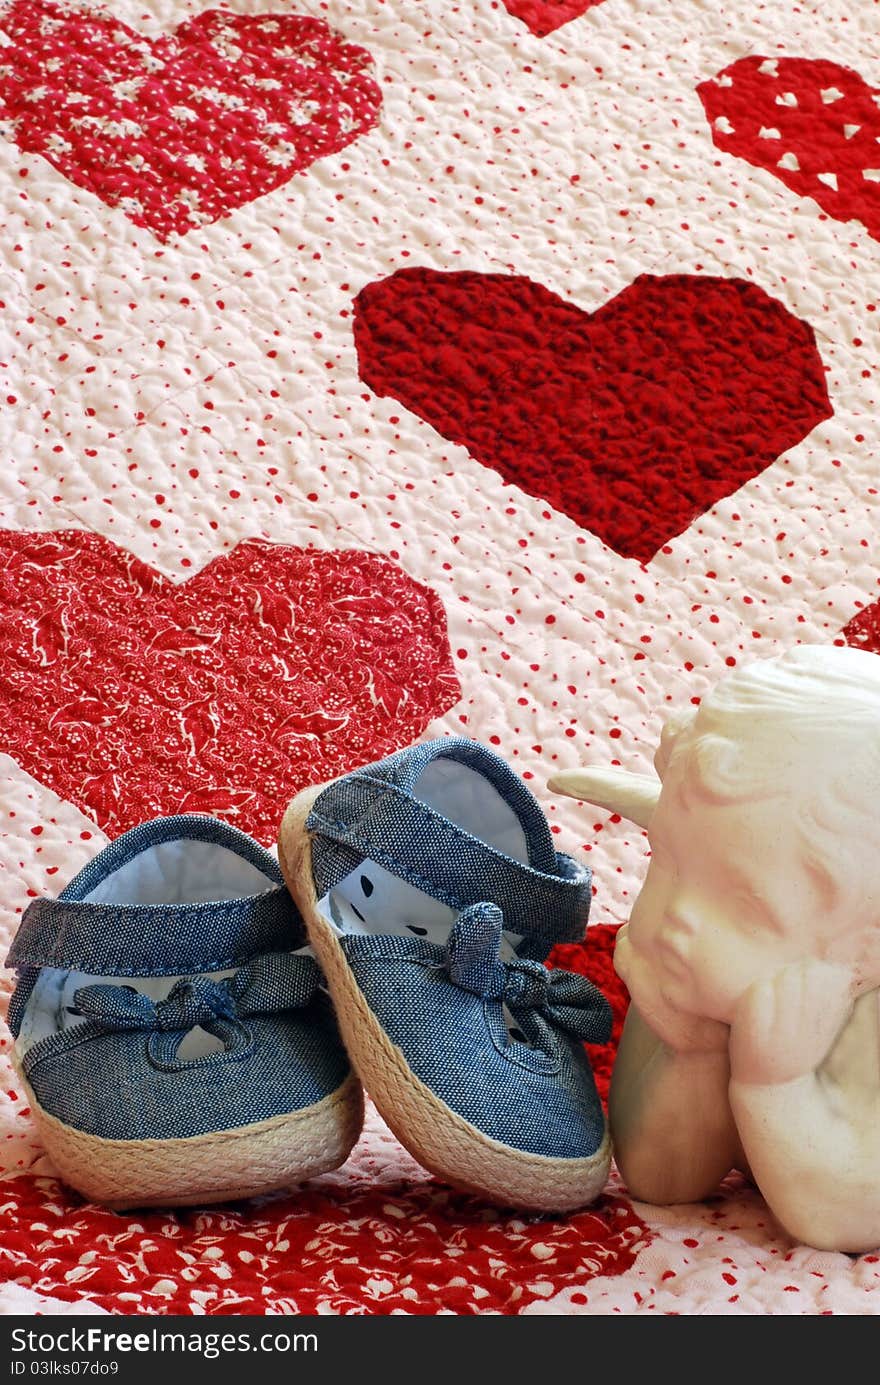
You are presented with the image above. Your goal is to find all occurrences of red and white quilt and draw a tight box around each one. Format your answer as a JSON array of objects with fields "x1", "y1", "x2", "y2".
[{"x1": 2, "y1": 0, "x2": 880, "y2": 1316}]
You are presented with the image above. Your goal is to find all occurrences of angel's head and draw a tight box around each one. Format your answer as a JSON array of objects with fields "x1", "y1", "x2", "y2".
[{"x1": 551, "y1": 645, "x2": 880, "y2": 1042}]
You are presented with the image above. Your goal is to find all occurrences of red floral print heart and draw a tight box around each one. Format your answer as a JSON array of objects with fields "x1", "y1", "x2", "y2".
[
  {"x1": 0, "y1": 1, "x2": 381, "y2": 240},
  {"x1": 698, "y1": 56, "x2": 880, "y2": 242},
  {"x1": 0, "y1": 1168, "x2": 648, "y2": 1315},
  {"x1": 552, "y1": 924, "x2": 626, "y2": 1106},
  {"x1": 0, "y1": 532, "x2": 459, "y2": 844},
  {"x1": 501, "y1": 1, "x2": 605, "y2": 38},
  {"x1": 353, "y1": 270, "x2": 831, "y2": 563}
]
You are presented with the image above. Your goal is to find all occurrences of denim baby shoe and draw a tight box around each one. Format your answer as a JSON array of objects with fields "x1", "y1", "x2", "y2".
[
  {"x1": 5, "y1": 815, "x2": 362, "y2": 1209},
  {"x1": 277, "y1": 738, "x2": 612, "y2": 1212}
]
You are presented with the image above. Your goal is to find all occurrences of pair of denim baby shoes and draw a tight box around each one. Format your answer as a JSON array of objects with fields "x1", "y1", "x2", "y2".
[{"x1": 6, "y1": 739, "x2": 612, "y2": 1212}]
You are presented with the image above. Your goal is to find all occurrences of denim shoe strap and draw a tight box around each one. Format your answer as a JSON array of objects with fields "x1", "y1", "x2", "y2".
[
  {"x1": 308, "y1": 775, "x2": 592, "y2": 943},
  {"x1": 7, "y1": 886, "x2": 302, "y2": 976},
  {"x1": 73, "y1": 952, "x2": 321, "y2": 1033}
]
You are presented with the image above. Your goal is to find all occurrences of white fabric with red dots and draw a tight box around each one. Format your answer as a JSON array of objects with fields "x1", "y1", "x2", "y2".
[{"x1": 1, "y1": 0, "x2": 879, "y2": 1315}]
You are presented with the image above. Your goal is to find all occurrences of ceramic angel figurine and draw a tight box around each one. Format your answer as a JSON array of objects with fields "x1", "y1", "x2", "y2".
[{"x1": 549, "y1": 644, "x2": 880, "y2": 1253}]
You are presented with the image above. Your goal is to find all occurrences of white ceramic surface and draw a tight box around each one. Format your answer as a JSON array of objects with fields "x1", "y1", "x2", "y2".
[{"x1": 550, "y1": 644, "x2": 880, "y2": 1252}]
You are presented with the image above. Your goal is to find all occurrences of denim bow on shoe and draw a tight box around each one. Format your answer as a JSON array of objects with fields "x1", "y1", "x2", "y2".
[
  {"x1": 445, "y1": 902, "x2": 612, "y2": 1044},
  {"x1": 72, "y1": 952, "x2": 322, "y2": 1034}
]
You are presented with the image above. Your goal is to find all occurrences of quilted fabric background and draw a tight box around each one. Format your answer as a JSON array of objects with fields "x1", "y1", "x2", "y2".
[{"x1": 1, "y1": 0, "x2": 880, "y2": 1315}]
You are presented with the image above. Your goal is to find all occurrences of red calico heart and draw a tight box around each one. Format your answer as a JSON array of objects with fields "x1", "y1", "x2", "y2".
[
  {"x1": 0, "y1": 1, "x2": 381, "y2": 240},
  {"x1": 0, "y1": 1123, "x2": 649, "y2": 1314},
  {"x1": 501, "y1": 1, "x2": 606, "y2": 37},
  {"x1": 0, "y1": 532, "x2": 459, "y2": 843},
  {"x1": 353, "y1": 269, "x2": 831, "y2": 562},
  {"x1": 698, "y1": 56, "x2": 880, "y2": 242}
]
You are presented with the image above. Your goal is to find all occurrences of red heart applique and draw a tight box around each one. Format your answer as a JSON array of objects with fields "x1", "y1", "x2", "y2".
[
  {"x1": 0, "y1": 1159, "x2": 649, "y2": 1315},
  {"x1": 551, "y1": 923, "x2": 626, "y2": 1105},
  {"x1": 698, "y1": 56, "x2": 880, "y2": 242},
  {"x1": 0, "y1": 1, "x2": 381, "y2": 240},
  {"x1": 840, "y1": 601, "x2": 880, "y2": 653},
  {"x1": 501, "y1": 1, "x2": 605, "y2": 37},
  {"x1": 353, "y1": 270, "x2": 831, "y2": 563},
  {"x1": 0, "y1": 532, "x2": 459, "y2": 844}
]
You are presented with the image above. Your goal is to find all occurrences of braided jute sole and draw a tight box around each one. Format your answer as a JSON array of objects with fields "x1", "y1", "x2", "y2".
[
  {"x1": 14, "y1": 1056, "x2": 363, "y2": 1211},
  {"x1": 278, "y1": 784, "x2": 612, "y2": 1215}
]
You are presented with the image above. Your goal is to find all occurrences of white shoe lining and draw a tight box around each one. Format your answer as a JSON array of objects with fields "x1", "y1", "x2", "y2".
[
  {"x1": 19, "y1": 839, "x2": 288, "y2": 1061},
  {"x1": 317, "y1": 759, "x2": 531, "y2": 1040}
]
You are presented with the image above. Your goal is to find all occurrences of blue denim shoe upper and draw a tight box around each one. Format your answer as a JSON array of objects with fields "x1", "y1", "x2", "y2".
[
  {"x1": 306, "y1": 738, "x2": 612, "y2": 1160},
  {"x1": 6, "y1": 815, "x2": 350, "y2": 1141}
]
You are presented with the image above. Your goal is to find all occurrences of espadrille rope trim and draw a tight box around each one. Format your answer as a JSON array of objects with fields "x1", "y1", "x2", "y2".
[{"x1": 14, "y1": 1053, "x2": 364, "y2": 1211}]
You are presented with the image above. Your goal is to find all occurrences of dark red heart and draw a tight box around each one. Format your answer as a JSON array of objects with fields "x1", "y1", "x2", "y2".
[
  {"x1": 0, "y1": 532, "x2": 459, "y2": 844},
  {"x1": 551, "y1": 923, "x2": 626, "y2": 1106},
  {"x1": 501, "y1": 1, "x2": 606, "y2": 37},
  {"x1": 698, "y1": 56, "x2": 880, "y2": 242},
  {"x1": 0, "y1": 1159, "x2": 648, "y2": 1315},
  {"x1": 840, "y1": 601, "x2": 880, "y2": 654},
  {"x1": 353, "y1": 270, "x2": 832, "y2": 563},
  {"x1": 0, "y1": 2, "x2": 381, "y2": 240}
]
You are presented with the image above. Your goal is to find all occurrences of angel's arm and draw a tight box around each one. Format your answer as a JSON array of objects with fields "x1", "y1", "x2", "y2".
[
  {"x1": 609, "y1": 1002, "x2": 744, "y2": 1204},
  {"x1": 728, "y1": 963, "x2": 880, "y2": 1251}
]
